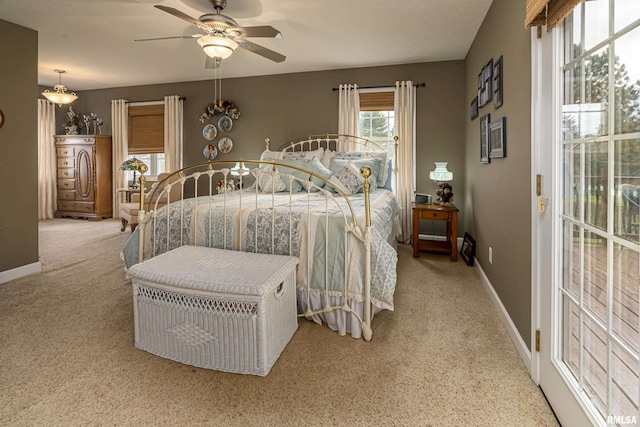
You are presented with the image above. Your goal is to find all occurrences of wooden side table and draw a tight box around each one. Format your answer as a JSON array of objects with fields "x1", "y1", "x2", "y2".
[{"x1": 412, "y1": 202, "x2": 459, "y2": 261}]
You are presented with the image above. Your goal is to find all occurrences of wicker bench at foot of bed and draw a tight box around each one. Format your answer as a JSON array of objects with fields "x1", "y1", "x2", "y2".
[{"x1": 127, "y1": 246, "x2": 299, "y2": 376}]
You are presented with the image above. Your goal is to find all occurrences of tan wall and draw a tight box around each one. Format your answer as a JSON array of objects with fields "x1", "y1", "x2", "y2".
[
  {"x1": 464, "y1": 0, "x2": 533, "y2": 348},
  {"x1": 73, "y1": 61, "x2": 466, "y2": 234},
  {"x1": 0, "y1": 19, "x2": 39, "y2": 272}
]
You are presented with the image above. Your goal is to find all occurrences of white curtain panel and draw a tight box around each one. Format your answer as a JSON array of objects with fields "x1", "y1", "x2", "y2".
[
  {"x1": 164, "y1": 95, "x2": 184, "y2": 172},
  {"x1": 337, "y1": 84, "x2": 360, "y2": 151},
  {"x1": 37, "y1": 100, "x2": 57, "y2": 219},
  {"x1": 111, "y1": 99, "x2": 128, "y2": 218},
  {"x1": 394, "y1": 81, "x2": 416, "y2": 242}
]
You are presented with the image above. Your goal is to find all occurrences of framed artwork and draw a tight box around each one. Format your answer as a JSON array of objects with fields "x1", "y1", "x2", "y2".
[
  {"x1": 470, "y1": 97, "x2": 478, "y2": 120},
  {"x1": 493, "y1": 55, "x2": 503, "y2": 109},
  {"x1": 460, "y1": 232, "x2": 476, "y2": 266},
  {"x1": 480, "y1": 114, "x2": 490, "y2": 163},
  {"x1": 478, "y1": 59, "x2": 493, "y2": 107},
  {"x1": 218, "y1": 115, "x2": 233, "y2": 133},
  {"x1": 0, "y1": 109, "x2": 4, "y2": 129},
  {"x1": 202, "y1": 123, "x2": 217, "y2": 141},
  {"x1": 489, "y1": 117, "x2": 506, "y2": 158},
  {"x1": 203, "y1": 143, "x2": 218, "y2": 161}
]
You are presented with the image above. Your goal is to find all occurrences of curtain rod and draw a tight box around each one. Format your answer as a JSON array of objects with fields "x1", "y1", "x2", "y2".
[
  {"x1": 126, "y1": 96, "x2": 186, "y2": 104},
  {"x1": 332, "y1": 82, "x2": 425, "y2": 91}
]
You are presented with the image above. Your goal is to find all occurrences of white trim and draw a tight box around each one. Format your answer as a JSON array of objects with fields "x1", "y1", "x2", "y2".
[
  {"x1": 0, "y1": 261, "x2": 42, "y2": 284},
  {"x1": 475, "y1": 260, "x2": 532, "y2": 375}
]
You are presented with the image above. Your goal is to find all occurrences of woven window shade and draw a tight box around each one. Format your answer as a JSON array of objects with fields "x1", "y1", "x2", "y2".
[
  {"x1": 360, "y1": 91, "x2": 394, "y2": 111},
  {"x1": 525, "y1": 0, "x2": 582, "y2": 30},
  {"x1": 128, "y1": 104, "x2": 164, "y2": 154}
]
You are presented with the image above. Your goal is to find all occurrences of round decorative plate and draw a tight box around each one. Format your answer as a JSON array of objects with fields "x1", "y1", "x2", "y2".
[
  {"x1": 218, "y1": 115, "x2": 233, "y2": 133},
  {"x1": 202, "y1": 123, "x2": 217, "y2": 141},
  {"x1": 218, "y1": 137, "x2": 233, "y2": 154},
  {"x1": 203, "y1": 144, "x2": 218, "y2": 161}
]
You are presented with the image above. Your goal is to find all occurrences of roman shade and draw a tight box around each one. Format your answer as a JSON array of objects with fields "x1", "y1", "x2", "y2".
[
  {"x1": 525, "y1": 0, "x2": 583, "y2": 30},
  {"x1": 359, "y1": 91, "x2": 394, "y2": 111},
  {"x1": 128, "y1": 104, "x2": 164, "y2": 154}
]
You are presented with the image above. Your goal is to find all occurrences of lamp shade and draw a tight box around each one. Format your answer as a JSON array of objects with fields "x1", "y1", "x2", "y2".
[
  {"x1": 429, "y1": 162, "x2": 453, "y2": 182},
  {"x1": 120, "y1": 157, "x2": 148, "y2": 175},
  {"x1": 198, "y1": 35, "x2": 238, "y2": 60},
  {"x1": 230, "y1": 161, "x2": 248, "y2": 176}
]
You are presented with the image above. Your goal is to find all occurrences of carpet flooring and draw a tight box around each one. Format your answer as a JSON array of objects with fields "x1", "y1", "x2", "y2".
[{"x1": 0, "y1": 218, "x2": 559, "y2": 426}]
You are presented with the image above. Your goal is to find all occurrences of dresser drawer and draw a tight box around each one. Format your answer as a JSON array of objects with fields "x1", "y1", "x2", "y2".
[
  {"x1": 58, "y1": 179, "x2": 75, "y2": 191},
  {"x1": 56, "y1": 146, "x2": 74, "y2": 158},
  {"x1": 56, "y1": 136, "x2": 96, "y2": 145},
  {"x1": 57, "y1": 200, "x2": 95, "y2": 213},
  {"x1": 58, "y1": 158, "x2": 75, "y2": 168},
  {"x1": 420, "y1": 210, "x2": 450, "y2": 220},
  {"x1": 58, "y1": 190, "x2": 76, "y2": 200},
  {"x1": 58, "y1": 168, "x2": 75, "y2": 179}
]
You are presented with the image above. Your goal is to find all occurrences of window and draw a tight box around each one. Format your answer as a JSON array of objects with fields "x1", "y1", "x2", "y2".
[
  {"x1": 127, "y1": 102, "x2": 165, "y2": 182},
  {"x1": 358, "y1": 89, "x2": 395, "y2": 159}
]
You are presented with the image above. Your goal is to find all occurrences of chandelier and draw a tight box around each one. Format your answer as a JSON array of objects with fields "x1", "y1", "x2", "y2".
[{"x1": 42, "y1": 69, "x2": 78, "y2": 106}]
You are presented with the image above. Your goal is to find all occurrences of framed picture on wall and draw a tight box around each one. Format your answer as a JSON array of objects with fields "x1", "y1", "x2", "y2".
[
  {"x1": 493, "y1": 56, "x2": 504, "y2": 109},
  {"x1": 480, "y1": 114, "x2": 490, "y2": 163},
  {"x1": 489, "y1": 117, "x2": 506, "y2": 158},
  {"x1": 470, "y1": 97, "x2": 479, "y2": 120}
]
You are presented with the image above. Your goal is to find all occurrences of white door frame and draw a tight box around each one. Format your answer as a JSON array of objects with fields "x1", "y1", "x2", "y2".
[{"x1": 530, "y1": 26, "x2": 602, "y2": 427}]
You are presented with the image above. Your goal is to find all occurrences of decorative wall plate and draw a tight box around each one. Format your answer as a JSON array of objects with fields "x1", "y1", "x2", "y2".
[
  {"x1": 203, "y1": 144, "x2": 218, "y2": 161},
  {"x1": 218, "y1": 115, "x2": 233, "y2": 133},
  {"x1": 202, "y1": 123, "x2": 217, "y2": 141},
  {"x1": 218, "y1": 137, "x2": 233, "y2": 154},
  {"x1": 0, "y1": 109, "x2": 4, "y2": 129}
]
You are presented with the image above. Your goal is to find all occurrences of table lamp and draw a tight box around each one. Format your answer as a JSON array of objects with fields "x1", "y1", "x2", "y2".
[{"x1": 430, "y1": 162, "x2": 454, "y2": 205}]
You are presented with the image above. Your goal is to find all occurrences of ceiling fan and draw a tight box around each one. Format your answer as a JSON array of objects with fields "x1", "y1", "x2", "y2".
[{"x1": 136, "y1": 0, "x2": 285, "y2": 68}]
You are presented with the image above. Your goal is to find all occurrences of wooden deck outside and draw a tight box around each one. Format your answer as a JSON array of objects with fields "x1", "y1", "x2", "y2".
[{"x1": 564, "y1": 238, "x2": 639, "y2": 419}]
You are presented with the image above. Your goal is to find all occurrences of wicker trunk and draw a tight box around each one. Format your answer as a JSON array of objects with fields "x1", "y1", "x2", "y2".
[{"x1": 128, "y1": 246, "x2": 299, "y2": 376}]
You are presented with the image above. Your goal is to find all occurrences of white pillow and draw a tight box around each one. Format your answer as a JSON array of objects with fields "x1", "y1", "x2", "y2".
[
  {"x1": 256, "y1": 165, "x2": 286, "y2": 193},
  {"x1": 329, "y1": 161, "x2": 365, "y2": 195},
  {"x1": 282, "y1": 147, "x2": 324, "y2": 161},
  {"x1": 259, "y1": 150, "x2": 284, "y2": 161},
  {"x1": 322, "y1": 149, "x2": 336, "y2": 169}
]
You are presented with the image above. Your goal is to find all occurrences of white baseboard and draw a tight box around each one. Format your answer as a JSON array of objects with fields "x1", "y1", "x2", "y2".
[
  {"x1": 475, "y1": 260, "x2": 532, "y2": 375},
  {"x1": 0, "y1": 261, "x2": 42, "y2": 284}
]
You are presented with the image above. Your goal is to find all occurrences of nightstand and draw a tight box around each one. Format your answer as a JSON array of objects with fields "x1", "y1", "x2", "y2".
[{"x1": 412, "y1": 202, "x2": 459, "y2": 261}]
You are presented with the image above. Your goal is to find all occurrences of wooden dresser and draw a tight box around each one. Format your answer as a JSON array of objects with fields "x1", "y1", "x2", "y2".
[{"x1": 54, "y1": 135, "x2": 113, "y2": 220}]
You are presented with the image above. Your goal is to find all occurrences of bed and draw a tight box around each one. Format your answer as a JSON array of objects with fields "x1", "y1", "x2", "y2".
[{"x1": 122, "y1": 134, "x2": 402, "y2": 340}]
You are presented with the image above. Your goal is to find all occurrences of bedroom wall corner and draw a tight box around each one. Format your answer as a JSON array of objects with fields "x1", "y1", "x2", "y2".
[
  {"x1": 463, "y1": 0, "x2": 533, "y2": 351},
  {"x1": 0, "y1": 19, "x2": 40, "y2": 276}
]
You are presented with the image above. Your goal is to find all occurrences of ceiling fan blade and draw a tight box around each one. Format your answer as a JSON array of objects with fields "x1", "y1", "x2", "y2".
[
  {"x1": 232, "y1": 26, "x2": 282, "y2": 38},
  {"x1": 237, "y1": 40, "x2": 286, "y2": 63},
  {"x1": 135, "y1": 34, "x2": 203, "y2": 42},
  {"x1": 154, "y1": 5, "x2": 199, "y2": 25},
  {"x1": 205, "y1": 56, "x2": 221, "y2": 69}
]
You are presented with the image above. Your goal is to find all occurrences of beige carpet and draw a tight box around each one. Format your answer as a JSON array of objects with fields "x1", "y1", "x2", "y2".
[{"x1": 0, "y1": 218, "x2": 559, "y2": 426}]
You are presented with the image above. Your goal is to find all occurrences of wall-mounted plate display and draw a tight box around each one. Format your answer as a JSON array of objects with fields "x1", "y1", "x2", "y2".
[
  {"x1": 203, "y1": 143, "x2": 218, "y2": 161},
  {"x1": 218, "y1": 137, "x2": 233, "y2": 154},
  {"x1": 218, "y1": 115, "x2": 233, "y2": 133},
  {"x1": 202, "y1": 123, "x2": 217, "y2": 141}
]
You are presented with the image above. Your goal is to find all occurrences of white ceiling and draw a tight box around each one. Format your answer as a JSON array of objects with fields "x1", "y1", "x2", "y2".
[{"x1": 0, "y1": 0, "x2": 493, "y2": 91}]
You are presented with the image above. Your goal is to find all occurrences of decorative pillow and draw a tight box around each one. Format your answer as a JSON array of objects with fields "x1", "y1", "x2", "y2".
[
  {"x1": 282, "y1": 147, "x2": 324, "y2": 161},
  {"x1": 279, "y1": 157, "x2": 333, "y2": 192},
  {"x1": 329, "y1": 157, "x2": 382, "y2": 192},
  {"x1": 256, "y1": 165, "x2": 286, "y2": 193},
  {"x1": 381, "y1": 159, "x2": 393, "y2": 191},
  {"x1": 321, "y1": 149, "x2": 336, "y2": 169},
  {"x1": 329, "y1": 161, "x2": 365, "y2": 195},
  {"x1": 259, "y1": 150, "x2": 284, "y2": 161},
  {"x1": 333, "y1": 151, "x2": 389, "y2": 186}
]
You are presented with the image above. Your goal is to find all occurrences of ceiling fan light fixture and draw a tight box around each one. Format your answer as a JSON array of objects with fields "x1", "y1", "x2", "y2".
[
  {"x1": 42, "y1": 69, "x2": 77, "y2": 106},
  {"x1": 198, "y1": 35, "x2": 238, "y2": 60}
]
